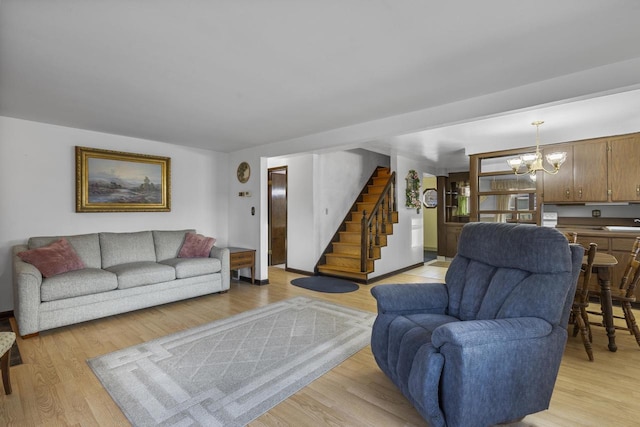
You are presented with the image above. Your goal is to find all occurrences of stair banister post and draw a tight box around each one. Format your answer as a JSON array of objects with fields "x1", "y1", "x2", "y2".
[
  {"x1": 391, "y1": 173, "x2": 397, "y2": 214},
  {"x1": 381, "y1": 193, "x2": 388, "y2": 234},
  {"x1": 360, "y1": 210, "x2": 368, "y2": 272},
  {"x1": 368, "y1": 215, "x2": 374, "y2": 261},
  {"x1": 374, "y1": 210, "x2": 380, "y2": 246}
]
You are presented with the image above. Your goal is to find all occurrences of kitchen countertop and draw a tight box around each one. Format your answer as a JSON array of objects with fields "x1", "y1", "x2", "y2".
[{"x1": 555, "y1": 225, "x2": 640, "y2": 237}]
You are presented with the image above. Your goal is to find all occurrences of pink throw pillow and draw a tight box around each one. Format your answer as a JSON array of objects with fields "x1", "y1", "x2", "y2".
[
  {"x1": 178, "y1": 232, "x2": 216, "y2": 258},
  {"x1": 17, "y1": 238, "x2": 85, "y2": 277}
]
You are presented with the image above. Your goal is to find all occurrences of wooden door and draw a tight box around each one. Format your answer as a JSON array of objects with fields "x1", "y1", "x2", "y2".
[
  {"x1": 609, "y1": 135, "x2": 640, "y2": 201},
  {"x1": 268, "y1": 168, "x2": 287, "y2": 265},
  {"x1": 543, "y1": 143, "x2": 573, "y2": 202},
  {"x1": 573, "y1": 139, "x2": 608, "y2": 202}
]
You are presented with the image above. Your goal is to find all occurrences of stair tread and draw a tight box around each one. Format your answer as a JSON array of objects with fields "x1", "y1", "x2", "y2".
[
  {"x1": 317, "y1": 265, "x2": 373, "y2": 275},
  {"x1": 317, "y1": 167, "x2": 395, "y2": 282},
  {"x1": 333, "y1": 241, "x2": 384, "y2": 248},
  {"x1": 325, "y1": 252, "x2": 371, "y2": 259}
]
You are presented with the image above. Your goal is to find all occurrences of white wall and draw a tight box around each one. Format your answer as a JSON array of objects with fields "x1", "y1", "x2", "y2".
[
  {"x1": 316, "y1": 149, "x2": 391, "y2": 257},
  {"x1": 0, "y1": 116, "x2": 229, "y2": 312},
  {"x1": 369, "y1": 152, "x2": 426, "y2": 278},
  {"x1": 0, "y1": 116, "x2": 430, "y2": 311},
  {"x1": 264, "y1": 149, "x2": 390, "y2": 274}
]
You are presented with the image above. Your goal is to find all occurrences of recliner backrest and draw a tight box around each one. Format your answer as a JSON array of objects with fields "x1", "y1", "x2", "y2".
[{"x1": 445, "y1": 223, "x2": 577, "y2": 325}]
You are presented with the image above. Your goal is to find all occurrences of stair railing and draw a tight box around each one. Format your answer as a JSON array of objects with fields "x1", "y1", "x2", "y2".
[{"x1": 360, "y1": 171, "x2": 396, "y2": 272}]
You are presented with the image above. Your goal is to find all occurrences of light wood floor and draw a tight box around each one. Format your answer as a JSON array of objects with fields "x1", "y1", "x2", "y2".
[{"x1": 2, "y1": 264, "x2": 640, "y2": 426}]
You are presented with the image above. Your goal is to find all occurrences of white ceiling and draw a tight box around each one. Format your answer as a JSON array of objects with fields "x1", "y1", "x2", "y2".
[{"x1": 2, "y1": 1, "x2": 640, "y2": 173}]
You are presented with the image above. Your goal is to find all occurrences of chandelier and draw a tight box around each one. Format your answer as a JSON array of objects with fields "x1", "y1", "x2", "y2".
[{"x1": 506, "y1": 121, "x2": 567, "y2": 179}]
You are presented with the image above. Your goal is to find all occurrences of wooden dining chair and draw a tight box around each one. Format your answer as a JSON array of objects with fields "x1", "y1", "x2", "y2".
[
  {"x1": 572, "y1": 243, "x2": 597, "y2": 361},
  {"x1": 565, "y1": 231, "x2": 579, "y2": 326},
  {"x1": 564, "y1": 231, "x2": 578, "y2": 244},
  {"x1": 587, "y1": 237, "x2": 640, "y2": 349},
  {"x1": 0, "y1": 331, "x2": 16, "y2": 394}
]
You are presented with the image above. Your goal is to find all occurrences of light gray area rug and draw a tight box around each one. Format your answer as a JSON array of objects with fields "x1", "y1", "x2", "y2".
[{"x1": 88, "y1": 296, "x2": 375, "y2": 426}]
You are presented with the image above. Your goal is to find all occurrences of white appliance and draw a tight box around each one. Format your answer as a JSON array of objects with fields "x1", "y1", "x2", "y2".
[{"x1": 542, "y1": 212, "x2": 558, "y2": 228}]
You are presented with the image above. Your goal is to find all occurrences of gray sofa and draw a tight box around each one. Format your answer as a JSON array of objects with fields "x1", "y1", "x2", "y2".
[{"x1": 12, "y1": 229, "x2": 230, "y2": 337}]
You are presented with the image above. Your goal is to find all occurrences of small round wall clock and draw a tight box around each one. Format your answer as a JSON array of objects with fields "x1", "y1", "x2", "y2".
[
  {"x1": 237, "y1": 162, "x2": 250, "y2": 183},
  {"x1": 423, "y1": 188, "x2": 438, "y2": 208}
]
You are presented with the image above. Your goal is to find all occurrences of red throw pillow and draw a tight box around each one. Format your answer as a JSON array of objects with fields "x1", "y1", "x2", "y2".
[
  {"x1": 17, "y1": 238, "x2": 86, "y2": 277},
  {"x1": 178, "y1": 232, "x2": 216, "y2": 258}
]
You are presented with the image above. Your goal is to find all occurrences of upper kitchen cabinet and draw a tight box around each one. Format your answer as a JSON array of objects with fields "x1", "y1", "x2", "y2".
[
  {"x1": 540, "y1": 142, "x2": 574, "y2": 202},
  {"x1": 609, "y1": 134, "x2": 640, "y2": 202},
  {"x1": 542, "y1": 138, "x2": 608, "y2": 203}
]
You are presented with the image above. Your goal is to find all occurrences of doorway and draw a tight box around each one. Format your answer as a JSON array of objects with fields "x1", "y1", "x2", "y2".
[
  {"x1": 423, "y1": 174, "x2": 438, "y2": 261},
  {"x1": 268, "y1": 167, "x2": 287, "y2": 266}
]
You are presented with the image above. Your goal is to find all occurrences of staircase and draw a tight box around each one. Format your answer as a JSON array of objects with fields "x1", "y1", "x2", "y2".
[{"x1": 316, "y1": 167, "x2": 398, "y2": 282}]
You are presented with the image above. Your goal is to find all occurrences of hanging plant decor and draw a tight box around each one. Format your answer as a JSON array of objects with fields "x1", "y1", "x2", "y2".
[{"x1": 405, "y1": 169, "x2": 421, "y2": 213}]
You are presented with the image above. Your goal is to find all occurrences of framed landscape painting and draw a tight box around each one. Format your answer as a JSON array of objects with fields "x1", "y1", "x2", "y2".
[{"x1": 76, "y1": 146, "x2": 171, "y2": 212}]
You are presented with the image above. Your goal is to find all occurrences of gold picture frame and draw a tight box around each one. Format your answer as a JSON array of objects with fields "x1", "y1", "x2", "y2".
[
  {"x1": 76, "y1": 146, "x2": 171, "y2": 212},
  {"x1": 236, "y1": 161, "x2": 250, "y2": 183}
]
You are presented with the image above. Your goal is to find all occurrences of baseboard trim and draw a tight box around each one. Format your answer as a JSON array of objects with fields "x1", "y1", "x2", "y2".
[
  {"x1": 284, "y1": 267, "x2": 314, "y2": 276},
  {"x1": 365, "y1": 262, "x2": 426, "y2": 284},
  {"x1": 234, "y1": 275, "x2": 269, "y2": 286},
  {"x1": 285, "y1": 264, "x2": 427, "y2": 285}
]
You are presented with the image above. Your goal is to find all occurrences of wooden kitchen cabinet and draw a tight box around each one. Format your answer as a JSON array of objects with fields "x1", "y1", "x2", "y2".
[
  {"x1": 541, "y1": 142, "x2": 573, "y2": 202},
  {"x1": 443, "y1": 223, "x2": 464, "y2": 258},
  {"x1": 574, "y1": 140, "x2": 609, "y2": 202},
  {"x1": 543, "y1": 139, "x2": 608, "y2": 203},
  {"x1": 437, "y1": 172, "x2": 469, "y2": 257},
  {"x1": 442, "y1": 172, "x2": 470, "y2": 223},
  {"x1": 609, "y1": 134, "x2": 640, "y2": 201}
]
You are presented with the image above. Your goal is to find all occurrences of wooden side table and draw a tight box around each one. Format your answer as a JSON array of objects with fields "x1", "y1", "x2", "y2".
[{"x1": 228, "y1": 247, "x2": 256, "y2": 284}]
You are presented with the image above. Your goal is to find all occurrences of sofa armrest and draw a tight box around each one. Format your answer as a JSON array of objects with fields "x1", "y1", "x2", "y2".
[
  {"x1": 210, "y1": 246, "x2": 230, "y2": 291},
  {"x1": 371, "y1": 283, "x2": 448, "y2": 315},
  {"x1": 431, "y1": 317, "x2": 552, "y2": 348},
  {"x1": 12, "y1": 244, "x2": 43, "y2": 336}
]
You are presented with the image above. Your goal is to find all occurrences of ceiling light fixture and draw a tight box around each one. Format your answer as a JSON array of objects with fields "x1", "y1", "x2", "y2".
[{"x1": 506, "y1": 121, "x2": 566, "y2": 179}]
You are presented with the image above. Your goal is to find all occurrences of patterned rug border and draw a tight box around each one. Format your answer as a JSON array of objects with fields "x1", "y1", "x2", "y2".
[{"x1": 88, "y1": 297, "x2": 375, "y2": 426}]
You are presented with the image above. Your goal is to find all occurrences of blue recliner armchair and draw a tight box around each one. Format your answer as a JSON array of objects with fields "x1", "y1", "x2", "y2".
[{"x1": 371, "y1": 223, "x2": 583, "y2": 427}]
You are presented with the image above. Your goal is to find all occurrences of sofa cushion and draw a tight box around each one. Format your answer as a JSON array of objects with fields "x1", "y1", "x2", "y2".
[
  {"x1": 18, "y1": 238, "x2": 86, "y2": 277},
  {"x1": 106, "y1": 261, "x2": 176, "y2": 289},
  {"x1": 160, "y1": 257, "x2": 222, "y2": 279},
  {"x1": 152, "y1": 229, "x2": 195, "y2": 261},
  {"x1": 41, "y1": 268, "x2": 118, "y2": 302},
  {"x1": 100, "y1": 231, "x2": 156, "y2": 269},
  {"x1": 178, "y1": 232, "x2": 216, "y2": 258},
  {"x1": 28, "y1": 233, "x2": 101, "y2": 269}
]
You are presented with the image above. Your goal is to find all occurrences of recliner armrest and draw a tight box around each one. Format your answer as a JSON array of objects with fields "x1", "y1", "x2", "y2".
[
  {"x1": 431, "y1": 317, "x2": 552, "y2": 348},
  {"x1": 371, "y1": 283, "x2": 448, "y2": 315}
]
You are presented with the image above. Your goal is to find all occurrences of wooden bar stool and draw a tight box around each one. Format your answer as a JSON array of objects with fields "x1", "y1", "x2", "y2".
[{"x1": 1, "y1": 331, "x2": 16, "y2": 394}]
